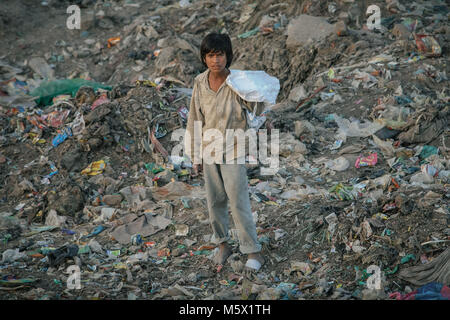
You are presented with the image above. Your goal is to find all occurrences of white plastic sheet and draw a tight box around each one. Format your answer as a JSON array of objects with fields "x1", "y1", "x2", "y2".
[
  {"x1": 226, "y1": 69, "x2": 280, "y2": 105},
  {"x1": 226, "y1": 70, "x2": 280, "y2": 128},
  {"x1": 333, "y1": 114, "x2": 383, "y2": 140}
]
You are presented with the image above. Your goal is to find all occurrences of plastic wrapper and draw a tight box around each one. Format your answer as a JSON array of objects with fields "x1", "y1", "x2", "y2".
[
  {"x1": 355, "y1": 153, "x2": 378, "y2": 168},
  {"x1": 421, "y1": 164, "x2": 438, "y2": 177},
  {"x1": 91, "y1": 93, "x2": 110, "y2": 110},
  {"x1": 81, "y1": 160, "x2": 106, "y2": 176},
  {"x1": 414, "y1": 34, "x2": 441, "y2": 57},
  {"x1": 51, "y1": 127, "x2": 72, "y2": 147},
  {"x1": 70, "y1": 111, "x2": 85, "y2": 136},
  {"x1": 42, "y1": 109, "x2": 70, "y2": 128}
]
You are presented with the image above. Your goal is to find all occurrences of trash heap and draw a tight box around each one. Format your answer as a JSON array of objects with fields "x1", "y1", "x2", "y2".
[{"x1": 0, "y1": 0, "x2": 449, "y2": 300}]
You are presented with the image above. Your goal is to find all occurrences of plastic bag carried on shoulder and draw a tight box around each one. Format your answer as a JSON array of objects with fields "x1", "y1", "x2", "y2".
[{"x1": 226, "y1": 69, "x2": 280, "y2": 129}]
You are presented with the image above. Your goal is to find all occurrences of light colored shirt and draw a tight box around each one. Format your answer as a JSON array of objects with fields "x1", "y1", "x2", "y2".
[{"x1": 185, "y1": 69, "x2": 265, "y2": 164}]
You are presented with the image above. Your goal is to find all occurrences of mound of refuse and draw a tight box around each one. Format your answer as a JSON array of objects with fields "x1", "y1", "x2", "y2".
[{"x1": 0, "y1": 0, "x2": 448, "y2": 301}]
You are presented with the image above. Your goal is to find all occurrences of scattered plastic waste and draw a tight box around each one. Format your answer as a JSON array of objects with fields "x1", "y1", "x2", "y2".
[
  {"x1": 81, "y1": 160, "x2": 106, "y2": 176},
  {"x1": 355, "y1": 153, "x2": 378, "y2": 168},
  {"x1": 51, "y1": 127, "x2": 72, "y2": 147},
  {"x1": 0, "y1": 0, "x2": 448, "y2": 302}
]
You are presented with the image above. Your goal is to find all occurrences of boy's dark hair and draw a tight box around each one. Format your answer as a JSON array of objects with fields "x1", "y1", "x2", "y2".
[{"x1": 200, "y1": 33, "x2": 233, "y2": 68}]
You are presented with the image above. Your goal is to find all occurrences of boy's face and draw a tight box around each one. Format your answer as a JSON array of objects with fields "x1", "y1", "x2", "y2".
[{"x1": 204, "y1": 50, "x2": 227, "y2": 73}]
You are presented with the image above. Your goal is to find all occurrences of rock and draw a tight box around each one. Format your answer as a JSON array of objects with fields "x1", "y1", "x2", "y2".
[
  {"x1": 290, "y1": 261, "x2": 314, "y2": 276},
  {"x1": 351, "y1": 240, "x2": 366, "y2": 253},
  {"x1": 160, "y1": 287, "x2": 184, "y2": 298},
  {"x1": 334, "y1": 20, "x2": 348, "y2": 36},
  {"x1": 347, "y1": 40, "x2": 370, "y2": 54},
  {"x1": 314, "y1": 77, "x2": 325, "y2": 89},
  {"x1": 279, "y1": 132, "x2": 307, "y2": 156},
  {"x1": 102, "y1": 194, "x2": 123, "y2": 207},
  {"x1": 2, "y1": 249, "x2": 26, "y2": 263},
  {"x1": 258, "y1": 287, "x2": 281, "y2": 300},
  {"x1": 73, "y1": 256, "x2": 82, "y2": 267},
  {"x1": 28, "y1": 57, "x2": 54, "y2": 80},
  {"x1": 47, "y1": 186, "x2": 84, "y2": 216},
  {"x1": 81, "y1": 10, "x2": 96, "y2": 31},
  {"x1": 410, "y1": 172, "x2": 434, "y2": 184},
  {"x1": 155, "y1": 47, "x2": 178, "y2": 73},
  {"x1": 288, "y1": 84, "x2": 307, "y2": 102},
  {"x1": 338, "y1": 11, "x2": 350, "y2": 23},
  {"x1": 18, "y1": 179, "x2": 34, "y2": 193},
  {"x1": 362, "y1": 288, "x2": 387, "y2": 300},
  {"x1": 324, "y1": 156, "x2": 350, "y2": 171},
  {"x1": 171, "y1": 246, "x2": 187, "y2": 257},
  {"x1": 286, "y1": 15, "x2": 335, "y2": 48},
  {"x1": 138, "y1": 24, "x2": 159, "y2": 39},
  {"x1": 97, "y1": 17, "x2": 114, "y2": 30},
  {"x1": 61, "y1": 145, "x2": 86, "y2": 172},
  {"x1": 94, "y1": 207, "x2": 116, "y2": 223},
  {"x1": 174, "y1": 224, "x2": 189, "y2": 237},
  {"x1": 230, "y1": 259, "x2": 245, "y2": 273},
  {"x1": 392, "y1": 23, "x2": 411, "y2": 40},
  {"x1": 294, "y1": 176, "x2": 305, "y2": 184},
  {"x1": 187, "y1": 272, "x2": 198, "y2": 282},
  {"x1": 157, "y1": 36, "x2": 196, "y2": 55},
  {"x1": 84, "y1": 104, "x2": 111, "y2": 124},
  {"x1": 294, "y1": 120, "x2": 316, "y2": 138},
  {"x1": 88, "y1": 239, "x2": 103, "y2": 253},
  {"x1": 155, "y1": 169, "x2": 177, "y2": 186}
]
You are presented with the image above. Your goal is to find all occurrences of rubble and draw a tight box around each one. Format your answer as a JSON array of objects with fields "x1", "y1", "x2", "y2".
[
  {"x1": 286, "y1": 14, "x2": 335, "y2": 48},
  {"x1": 0, "y1": 0, "x2": 449, "y2": 301}
]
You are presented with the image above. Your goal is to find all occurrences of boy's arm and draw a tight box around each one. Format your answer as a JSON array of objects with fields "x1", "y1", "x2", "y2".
[{"x1": 185, "y1": 80, "x2": 204, "y2": 164}]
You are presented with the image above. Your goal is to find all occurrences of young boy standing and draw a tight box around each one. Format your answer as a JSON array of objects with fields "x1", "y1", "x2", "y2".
[{"x1": 184, "y1": 33, "x2": 265, "y2": 272}]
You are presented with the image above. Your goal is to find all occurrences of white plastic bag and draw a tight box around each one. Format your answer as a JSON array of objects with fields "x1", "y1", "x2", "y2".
[
  {"x1": 333, "y1": 114, "x2": 383, "y2": 140},
  {"x1": 226, "y1": 70, "x2": 280, "y2": 129},
  {"x1": 226, "y1": 69, "x2": 280, "y2": 104},
  {"x1": 70, "y1": 111, "x2": 85, "y2": 136}
]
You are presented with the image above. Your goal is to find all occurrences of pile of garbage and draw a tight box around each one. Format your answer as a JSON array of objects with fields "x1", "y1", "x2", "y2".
[{"x1": 0, "y1": 0, "x2": 449, "y2": 300}]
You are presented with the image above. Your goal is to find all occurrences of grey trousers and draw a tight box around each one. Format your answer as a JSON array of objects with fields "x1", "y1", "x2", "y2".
[{"x1": 203, "y1": 163, "x2": 261, "y2": 254}]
